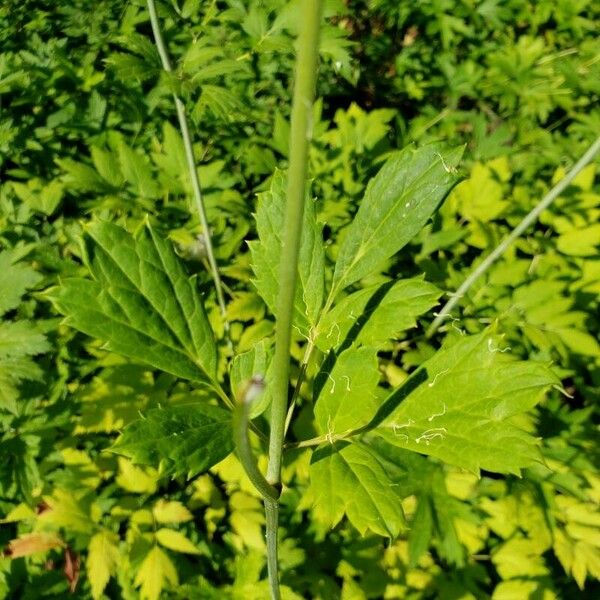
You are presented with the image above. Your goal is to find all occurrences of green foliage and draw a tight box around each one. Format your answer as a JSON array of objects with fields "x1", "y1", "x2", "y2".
[{"x1": 1, "y1": 0, "x2": 599, "y2": 598}]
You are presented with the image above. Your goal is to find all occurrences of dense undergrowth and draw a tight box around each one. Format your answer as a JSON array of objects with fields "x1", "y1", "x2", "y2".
[{"x1": 1, "y1": 1, "x2": 599, "y2": 598}]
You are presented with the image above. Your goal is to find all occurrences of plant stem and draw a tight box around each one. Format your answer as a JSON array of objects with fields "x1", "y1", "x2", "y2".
[
  {"x1": 233, "y1": 389, "x2": 279, "y2": 502},
  {"x1": 426, "y1": 135, "x2": 600, "y2": 338},
  {"x1": 265, "y1": 2, "x2": 324, "y2": 597},
  {"x1": 146, "y1": 0, "x2": 229, "y2": 337}
]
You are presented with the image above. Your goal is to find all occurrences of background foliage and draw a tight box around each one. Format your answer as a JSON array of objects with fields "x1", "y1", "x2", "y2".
[{"x1": 1, "y1": 0, "x2": 599, "y2": 598}]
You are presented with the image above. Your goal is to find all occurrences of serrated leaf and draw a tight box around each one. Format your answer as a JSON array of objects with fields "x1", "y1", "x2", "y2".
[
  {"x1": 331, "y1": 143, "x2": 463, "y2": 295},
  {"x1": 309, "y1": 440, "x2": 406, "y2": 537},
  {"x1": 155, "y1": 528, "x2": 201, "y2": 555},
  {"x1": 0, "y1": 251, "x2": 42, "y2": 316},
  {"x1": 117, "y1": 141, "x2": 159, "y2": 198},
  {"x1": 373, "y1": 332, "x2": 558, "y2": 475},
  {"x1": 112, "y1": 403, "x2": 233, "y2": 479},
  {"x1": 0, "y1": 321, "x2": 50, "y2": 359},
  {"x1": 115, "y1": 458, "x2": 158, "y2": 494},
  {"x1": 47, "y1": 221, "x2": 217, "y2": 384},
  {"x1": 316, "y1": 277, "x2": 441, "y2": 351},
  {"x1": 88, "y1": 531, "x2": 120, "y2": 600},
  {"x1": 134, "y1": 546, "x2": 178, "y2": 600},
  {"x1": 0, "y1": 357, "x2": 45, "y2": 413},
  {"x1": 229, "y1": 339, "x2": 273, "y2": 417},
  {"x1": 249, "y1": 170, "x2": 325, "y2": 337},
  {"x1": 314, "y1": 346, "x2": 380, "y2": 434}
]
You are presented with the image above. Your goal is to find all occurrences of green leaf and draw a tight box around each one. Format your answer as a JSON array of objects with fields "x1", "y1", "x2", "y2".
[
  {"x1": 309, "y1": 440, "x2": 406, "y2": 537},
  {"x1": 314, "y1": 346, "x2": 380, "y2": 435},
  {"x1": 111, "y1": 403, "x2": 233, "y2": 478},
  {"x1": 47, "y1": 221, "x2": 217, "y2": 384},
  {"x1": 0, "y1": 321, "x2": 50, "y2": 359},
  {"x1": 372, "y1": 332, "x2": 558, "y2": 475},
  {"x1": 0, "y1": 357, "x2": 44, "y2": 413},
  {"x1": 331, "y1": 143, "x2": 463, "y2": 295},
  {"x1": 229, "y1": 339, "x2": 273, "y2": 417},
  {"x1": 316, "y1": 277, "x2": 441, "y2": 351},
  {"x1": 117, "y1": 141, "x2": 159, "y2": 198},
  {"x1": 155, "y1": 528, "x2": 201, "y2": 555},
  {"x1": 249, "y1": 170, "x2": 325, "y2": 336},
  {"x1": 88, "y1": 531, "x2": 120, "y2": 600},
  {"x1": 0, "y1": 251, "x2": 42, "y2": 316},
  {"x1": 134, "y1": 546, "x2": 178, "y2": 600}
]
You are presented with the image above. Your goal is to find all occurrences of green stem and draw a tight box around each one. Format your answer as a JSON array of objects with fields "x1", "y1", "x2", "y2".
[
  {"x1": 146, "y1": 0, "x2": 229, "y2": 338},
  {"x1": 265, "y1": 2, "x2": 324, "y2": 597},
  {"x1": 426, "y1": 135, "x2": 600, "y2": 338},
  {"x1": 233, "y1": 386, "x2": 279, "y2": 502}
]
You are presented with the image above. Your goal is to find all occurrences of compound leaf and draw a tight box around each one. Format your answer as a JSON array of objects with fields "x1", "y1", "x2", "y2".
[
  {"x1": 372, "y1": 332, "x2": 558, "y2": 475},
  {"x1": 47, "y1": 221, "x2": 217, "y2": 384},
  {"x1": 331, "y1": 143, "x2": 463, "y2": 295},
  {"x1": 111, "y1": 403, "x2": 233, "y2": 478}
]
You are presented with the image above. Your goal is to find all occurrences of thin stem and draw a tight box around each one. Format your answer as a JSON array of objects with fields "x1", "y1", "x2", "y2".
[
  {"x1": 146, "y1": 0, "x2": 229, "y2": 337},
  {"x1": 267, "y1": 0, "x2": 324, "y2": 484},
  {"x1": 265, "y1": 2, "x2": 324, "y2": 598},
  {"x1": 264, "y1": 501, "x2": 279, "y2": 600},
  {"x1": 426, "y1": 135, "x2": 600, "y2": 338},
  {"x1": 233, "y1": 387, "x2": 279, "y2": 502}
]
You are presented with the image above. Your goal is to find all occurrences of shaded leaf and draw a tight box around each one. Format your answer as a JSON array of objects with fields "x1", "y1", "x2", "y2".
[
  {"x1": 309, "y1": 441, "x2": 406, "y2": 537},
  {"x1": 112, "y1": 403, "x2": 233, "y2": 479}
]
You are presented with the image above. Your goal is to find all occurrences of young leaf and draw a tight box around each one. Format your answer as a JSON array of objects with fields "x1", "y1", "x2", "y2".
[
  {"x1": 309, "y1": 441, "x2": 406, "y2": 537},
  {"x1": 316, "y1": 277, "x2": 441, "y2": 351},
  {"x1": 46, "y1": 221, "x2": 217, "y2": 384},
  {"x1": 314, "y1": 346, "x2": 380, "y2": 435},
  {"x1": 330, "y1": 143, "x2": 464, "y2": 296},
  {"x1": 372, "y1": 332, "x2": 558, "y2": 475},
  {"x1": 249, "y1": 170, "x2": 325, "y2": 337},
  {"x1": 87, "y1": 531, "x2": 120, "y2": 600},
  {"x1": 134, "y1": 546, "x2": 178, "y2": 600},
  {"x1": 111, "y1": 404, "x2": 233, "y2": 479}
]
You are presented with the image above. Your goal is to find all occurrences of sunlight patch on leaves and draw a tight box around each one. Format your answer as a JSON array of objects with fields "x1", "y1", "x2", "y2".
[
  {"x1": 331, "y1": 143, "x2": 464, "y2": 295},
  {"x1": 316, "y1": 277, "x2": 441, "y2": 351},
  {"x1": 374, "y1": 332, "x2": 558, "y2": 475}
]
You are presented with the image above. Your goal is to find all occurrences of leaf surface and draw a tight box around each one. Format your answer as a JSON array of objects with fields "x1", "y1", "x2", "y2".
[
  {"x1": 134, "y1": 546, "x2": 178, "y2": 600},
  {"x1": 316, "y1": 277, "x2": 441, "y2": 351},
  {"x1": 314, "y1": 346, "x2": 380, "y2": 435},
  {"x1": 331, "y1": 143, "x2": 463, "y2": 295},
  {"x1": 47, "y1": 221, "x2": 217, "y2": 384},
  {"x1": 87, "y1": 531, "x2": 120, "y2": 600},
  {"x1": 249, "y1": 170, "x2": 325, "y2": 336},
  {"x1": 112, "y1": 403, "x2": 233, "y2": 478},
  {"x1": 309, "y1": 441, "x2": 406, "y2": 537},
  {"x1": 373, "y1": 332, "x2": 558, "y2": 475}
]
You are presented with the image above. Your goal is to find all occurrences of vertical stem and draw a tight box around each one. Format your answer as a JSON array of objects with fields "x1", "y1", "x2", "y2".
[
  {"x1": 265, "y1": 2, "x2": 324, "y2": 598},
  {"x1": 146, "y1": 0, "x2": 229, "y2": 335},
  {"x1": 426, "y1": 135, "x2": 600, "y2": 338}
]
